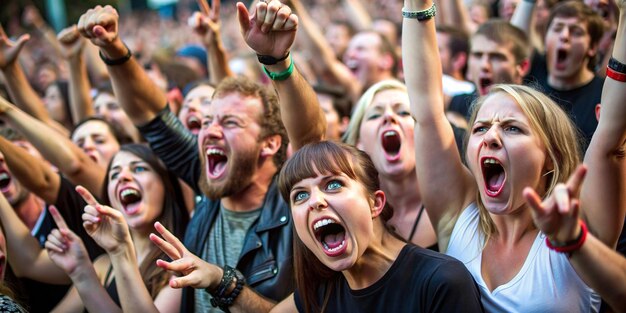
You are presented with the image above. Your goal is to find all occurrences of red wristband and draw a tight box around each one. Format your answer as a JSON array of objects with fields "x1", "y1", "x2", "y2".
[
  {"x1": 545, "y1": 220, "x2": 588, "y2": 257},
  {"x1": 606, "y1": 66, "x2": 626, "y2": 82}
]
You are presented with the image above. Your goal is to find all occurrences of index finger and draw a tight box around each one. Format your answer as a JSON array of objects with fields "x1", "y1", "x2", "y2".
[
  {"x1": 49, "y1": 205, "x2": 69, "y2": 230},
  {"x1": 212, "y1": 0, "x2": 220, "y2": 19},
  {"x1": 0, "y1": 24, "x2": 6, "y2": 39},
  {"x1": 75, "y1": 185, "x2": 99, "y2": 206},
  {"x1": 154, "y1": 222, "x2": 186, "y2": 254},
  {"x1": 565, "y1": 164, "x2": 587, "y2": 196},
  {"x1": 197, "y1": 0, "x2": 211, "y2": 16}
]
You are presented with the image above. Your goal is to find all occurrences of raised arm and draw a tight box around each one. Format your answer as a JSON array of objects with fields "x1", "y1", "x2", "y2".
[
  {"x1": 341, "y1": 0, "x2": 373, "y2": 31},
  {"x1": 76, "y1": 5, "x2": 167, "y2": 125},
  {"x1": 287, "y1": 0, "x2": 363, "y2": 102},
  {"x1": 191, "y1": 0, "x2": 235, "y2": 84},
  {"x1": 441, "y1": 0, "x2": 477, "y2": 34},
  {"x1": 524, "y1": 165, "x2": 626, "y2": 313},
  {"x1": 510, "y1": 0, "x2": 536, "y2": 36},
  {"x1": 0, "y1": 193, "x2": 70, "y2": 284},
  {"x1": 237, "y1": 0, "x2": 325, "y2": 149},
  {"x1": 0, "y1": 96, "x2": 105, "y2": 198},
  {"x1": 58, "y1": 25, "x2": 95, "y2": 123},
  {"x1": 150, "y1": 222, "x2": 286, "y2": 313},
  {"x1": 0, "y1": 25, "x2": 69, "y2": 136},
  {"x1": 579, "y1": 1, "x2": 626, "y2": 247},
  {"x1": 403, "y1": 0, "x2": 476, "y2": 248}
]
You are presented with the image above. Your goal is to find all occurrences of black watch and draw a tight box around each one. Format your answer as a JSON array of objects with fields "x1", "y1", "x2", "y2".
[{"x1": 257, "y1": 52, "x2": 290, "y2": 65}]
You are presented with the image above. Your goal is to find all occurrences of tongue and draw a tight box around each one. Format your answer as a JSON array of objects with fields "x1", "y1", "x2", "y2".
[
  {"x1": 212, "y1": 160, "x2": 226, "y2": 176},
  {"x1": 487, "y1": 172, "x2": 505, "y2": 191},
  {"x1": 382, "y1": 134, "x2": 401, "y2": 155},
  {"x1": 323, "y1": 231, "x2": 345, "y2": 249}
]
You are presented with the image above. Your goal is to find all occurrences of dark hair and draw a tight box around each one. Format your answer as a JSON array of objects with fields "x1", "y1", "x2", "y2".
[
  {"x1": 182, "y1": 79, "x2": 216, "y2": 98},
  {"x1": 102, "y1": 144, "x2": 189, "y2": 298},
  {"x1": 71, "y1": 117, "x2": 134, "y2": 146},
  {"x1": 278, "y1": 141, "x2": 393, "y2": 313},
  {"x1": 313, "y1": 84, "x2": 353, "y2": 119},
  {"x1": 437, "y1": 25, "x2": 471, "y2": 75},
  {"x1": 0, "y1": 127, "x2": 26, "y2": 142},
  {"x1": 473, "y1": 20, "x2": 530, "y2": 64},
  {"x1": 213, "y1": 76, "x2": 289, "y2": 168},
  {"x1": 547, "y1": 1, "x2": 605, "y2": 70}
]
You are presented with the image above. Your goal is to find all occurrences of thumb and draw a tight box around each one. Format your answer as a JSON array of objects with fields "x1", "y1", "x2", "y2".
[
  {"x1": 95, "y1": 204, "x2": 123, "y2": 221},
  {"x1": 523, "y1": 187, "x2": 547, "y2": 217},
  {"x1": 15, "y1": 34, "x2": 30, "y2": 49},
  {"x1": 236, "y1": 2, "x2": 251, "y2": 33}
]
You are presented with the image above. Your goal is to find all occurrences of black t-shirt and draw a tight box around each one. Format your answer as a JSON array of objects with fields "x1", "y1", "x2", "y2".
[
  {"x1": 294, "y1": 245, "x2": 484, "y2": 313},
  {"x1": 14, "y1": 175, "x2": 104, "y2": 313},
  {"x1": 448, "y1": 91, "x2": 478, "y2": 121}
]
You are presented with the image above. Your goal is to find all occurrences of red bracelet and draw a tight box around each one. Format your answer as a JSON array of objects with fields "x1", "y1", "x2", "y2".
[
  {"x1": 606, "y1": 66, "x2": 626, "y2": 82},
  {"x1": 545, "y1": 220, "x2": 588, "y2": 257}
]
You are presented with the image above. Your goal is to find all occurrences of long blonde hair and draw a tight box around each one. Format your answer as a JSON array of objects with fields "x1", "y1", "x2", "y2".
[{"x1": 466, "y1": 84, "x2": 581, "y2": 239}]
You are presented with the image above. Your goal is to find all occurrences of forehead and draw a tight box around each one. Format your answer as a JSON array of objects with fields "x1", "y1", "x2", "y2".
[
  {"x1": 476, "y1": 92, "x2": 528, "y2": 121},
  {"x1": 471, "y1": 35, "x2": 514, "y2": 55},
  {"x1": 184, "y1": 85, "x2": 215, "y2": 102},
  {"x1": 94, "y1": 93, "x2": 117, "y2": 106},
  {"x1": 549, "y1": 16, "x2": 587, "y2": 29},
  {"x1": 349, "y1": 32, "x2": 381, "y2": 48},
  {"x1": 72, "y1": 120, "x2": 112, "y2": 138},
  {"x1": 12, "y1": 140, "x2": 42, "y2": 157},
  {"x1": 368, "y1": 89, "x2": 409, "y2": 109},
  {"x1": 209, "y1": 93, "x2": 263, "y2": 118},
  {"x1": 111, "y1": 150, "x2": 142, "y2": 167}
]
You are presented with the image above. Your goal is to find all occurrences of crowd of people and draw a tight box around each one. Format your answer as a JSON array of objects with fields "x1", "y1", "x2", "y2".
[{"x1": 0, "y1": 0, "x2": 625, "y2": 312}]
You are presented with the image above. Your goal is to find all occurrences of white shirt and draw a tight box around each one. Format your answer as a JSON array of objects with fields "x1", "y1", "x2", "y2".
[{"x1": 446, "y1": 203, "x2": 600, "y2": 313}]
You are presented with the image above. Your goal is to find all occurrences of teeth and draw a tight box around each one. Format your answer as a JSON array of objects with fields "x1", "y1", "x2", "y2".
[
  {"x1": 121, "y1": 189, "x2": 139, "y2": 198},
  {"x1": 322, "y1": 240, "x2": 346, "y2": 252},
  {"x1": 383, "y1": 130, "x2": 398, "y2": 137},
  {"x1": 483, "y1": 158, "x2": 499, "y2": 165},
  {"x1": 0, "y1": 173, "x2": 8, "y2": 180},
  {"x1": 314, "y1": 218, "x2": 335, "y2": 231},
  {"x1": 206, "y1": 148, "x2": 225, "y2": 156}
]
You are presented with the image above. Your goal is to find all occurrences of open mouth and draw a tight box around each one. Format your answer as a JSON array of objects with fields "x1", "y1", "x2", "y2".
[
  {"x1": 555, "y1": 48, "x2": 568, "y2": 70},
  {"x1": 186, "y1": 115, "x2": 202, "y2": 134},
  {"x1": 479, "y1": 78, "x2": 493, "y2": 95},
  {"x1": 345, "y1": 60, "x2": 360, "y2": 75},
  {"x1": 481, "y1": 157, "x2": 506, "y2": 197},
  {"x1": 85, "y1": 152, "x2": 99, "y2": 164},
  {"x1": 206, "y1": 148, "x2": 228, "y2": 179},
  {"x1": 119, "y1": 187, "x2": 142, "y2": 214},
  {"x1": 381, "y1": 130, "x2": 401, "y2": 161},
  {"x1": 312, "y1": 218, "x2": 347, "y2": 257},
  {"x1": 0, "y1": 171, "x2": 11, "y2": 192}
]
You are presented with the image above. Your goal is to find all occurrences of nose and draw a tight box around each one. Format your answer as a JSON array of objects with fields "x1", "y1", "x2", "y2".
[
  {"x1": 479, "y1": 54, "x2": 491, "y2": 71},
  {"x1": 382, "y1": 107, "x2": 399, "y2": 124},
  {"x1": 482, "y1": 127, "x2": 502, "y2": 149},
  {"x1": 308, "y1": 188, "x2": 328, "y2": 211},
  {"x1": 82, "y1": 137, "x2": 96, "y2": 150},
  {"x1": 117, "y1": 166, "x2": 133, "y2": 182},
  {"x1": 202, "y1": 119, "x2": 224, "y2": 140},
  {"x1": 558, "y1": 27, "x2": 570, "y2": 41}
]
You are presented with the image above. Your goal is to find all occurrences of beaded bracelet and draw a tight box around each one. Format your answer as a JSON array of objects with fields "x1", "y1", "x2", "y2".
[
  {"x1": 208, "y1": 265, "x2": 246, "y2": 313},
  {"x1": 545, "y1": 219, "x2": 588, "y2": 257},
  {"x1": 402, "y1": 3, "x2": 437, "y2": 22}
]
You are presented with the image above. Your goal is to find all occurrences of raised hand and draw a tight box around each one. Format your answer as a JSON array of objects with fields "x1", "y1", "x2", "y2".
[
  {"x1": 523, "y1": 165, "x2": 587, "y2": 244},
  {"x1": 44, "y1": 205, "x2": 92, "y2": 276},
  {"x1": 150, "y1": 222, "x2": 223, "y2": 290},
  {"x1": 77, "y1": 185, "x2": 131, "y2": 254},
  {"x1": 76, "y1": 5, "x2": 120, "y2": 48},
  {"x1": 0, "y1": 24, "x2": 30, "y2": 69},
  {"x1": 57, "y1": 25, "x2": 86, "y2": 60},
  {"x1": 237, "y1": 0, "x2": 298, "y2": 58},
  {"x1": 189, "y1": 0, "x2": 222, "y2": 45}
]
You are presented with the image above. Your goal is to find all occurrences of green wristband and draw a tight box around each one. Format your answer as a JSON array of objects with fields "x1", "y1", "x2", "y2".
[{"x1": 263, "y1": 56, "x2": 294, "y2": 81}]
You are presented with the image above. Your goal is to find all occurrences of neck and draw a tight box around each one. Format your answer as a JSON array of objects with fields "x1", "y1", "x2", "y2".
[
  {"x1": 130, "y1": 228, "x2": 153, "y2": 264},
  {"x1": 223, "y1": 165, "x2": 276, "y2": 212},
  {"x1": 379, "y1": 173, "x2": 421, "y2": 216},
  {"x1": 15, "y1": 194, "x2": 44, "y2": 231},
  {"x1": 489, "y1": 206, "x2": 538, "y2": 245},
  {"x1": 548, "y1": 67, "x2": 595, "y2": 91},
  {"x1": 450, "y1": 71, "x2": 465, "y2": 82},
  {"x1": 342, "y1": 225, "x2": 405, "y2": 290}
]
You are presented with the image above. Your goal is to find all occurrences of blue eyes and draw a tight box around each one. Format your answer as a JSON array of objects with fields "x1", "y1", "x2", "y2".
[
  {"x1": 291, "y1": 180, "x2": 344, "y2": 203},
  {"x1": 110, "y1": 165, "x2": 149, "y2": 180}
]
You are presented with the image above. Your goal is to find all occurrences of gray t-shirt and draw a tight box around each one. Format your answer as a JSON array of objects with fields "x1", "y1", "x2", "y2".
[{"x1": 195, "y1": 204, "x2": 261, "y2": 313}]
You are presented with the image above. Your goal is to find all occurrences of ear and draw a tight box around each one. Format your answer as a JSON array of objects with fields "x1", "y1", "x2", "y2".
[
  {"x1": 451, "y1": 52, "x2": 468, "y2": 73},
  {"x1": 517, "y1": 58, "x2": 531, "y2": 78},
  {"x1": 595, "y1": 104, "x2": 601, "y2": 122},
  {"x1": 587, "y1": 43, "x2": 598, "y2": 59},
  {"x1": 260, "y1": 134, "x2": 282, "y2": 158},
  {"x1": 356, "y1": 138, "x2": 364, "y2": 150},
  {"x1": 370, "y1": 190, "x2": 386, "y2": 218},
  {"x1": 339, "y1": 116, "x2": 350, "y2": 135},
  {"x1": 378, "y1": 53, "x2": 394, "y2": 71}
]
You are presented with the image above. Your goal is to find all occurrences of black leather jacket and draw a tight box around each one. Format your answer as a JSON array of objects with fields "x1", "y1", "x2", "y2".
[{"x1": 138, "y1": 106, "x2": 295, "y2": 312}]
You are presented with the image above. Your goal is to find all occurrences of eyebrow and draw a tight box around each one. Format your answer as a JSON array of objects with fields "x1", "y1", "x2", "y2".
[
  {"x1": 474, "y1": 117, "x2": 520, "y2": 124},
  {"x1": 110, "y1": 160, "x2": 145, "y2": 171}
]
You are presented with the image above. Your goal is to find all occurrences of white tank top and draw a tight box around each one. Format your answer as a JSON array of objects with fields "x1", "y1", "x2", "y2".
[{"x1": 446, "y1": 203, "x2": 600, "y2": 313}]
